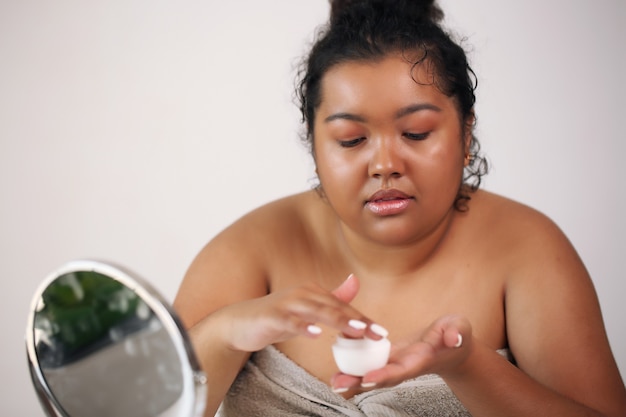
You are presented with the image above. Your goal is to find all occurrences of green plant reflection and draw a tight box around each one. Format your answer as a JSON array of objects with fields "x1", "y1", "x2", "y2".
[{"x1": 34, "y1": 271, "x2": 151, "y2": 368}]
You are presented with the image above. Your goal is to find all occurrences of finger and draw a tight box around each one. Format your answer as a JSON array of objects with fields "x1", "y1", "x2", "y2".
[
  {"x1": 305, "y1": 324, "x2": 323, "y2": 336},
  {"x1": 287, "y1": 282, "x2": 373, "y2": 337},
  {"x1": 330, "y1": 373, "x2": 362, "y2": 393},
  {"x1": 294, "y1": 299, "x2": 370, "y2": 338},
  {"x1": 445, "y1": 328, "x2": 463, "y2": 349},
  {"x1": 435, "y1": 315, "x2": 469, "y2": 349},
  {"x1": 361, "y1": 343, "x2": 435, "y2": 387},
  {"x1": 364, "y1": 322, "x2": 389, "y2": 340},
  {"x1": 274, "y1": 296, "x2": 354, "y2": 338},
  {"x1": 421, "y1": 315, "x2": 471, "y2": 350},
  {"x1": 331, "y1": 275, "x2": 387, "y2": 338},
  {"x1": 331, "y1": 274, "x2": 359, "y2": 303}
]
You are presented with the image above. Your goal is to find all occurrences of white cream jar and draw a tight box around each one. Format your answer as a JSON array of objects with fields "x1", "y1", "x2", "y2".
[{"x1": 332, "y1": 335, "x2": 391, "y2": 376}]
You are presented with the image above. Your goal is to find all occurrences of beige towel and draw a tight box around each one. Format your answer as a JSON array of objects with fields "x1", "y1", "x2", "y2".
[{"x1": 218, "y1": 345, "x2": 514, "y2": 416}]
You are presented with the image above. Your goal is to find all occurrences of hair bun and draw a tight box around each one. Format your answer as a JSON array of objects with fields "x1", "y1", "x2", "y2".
[{"x1": 330, "y1": 0, "x2": 444, "y2": 26}]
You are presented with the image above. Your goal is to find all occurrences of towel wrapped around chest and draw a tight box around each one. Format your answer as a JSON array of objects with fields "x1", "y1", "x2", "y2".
[{"x1": 218, "y1": 344, "x2": 514, "y2": 416}]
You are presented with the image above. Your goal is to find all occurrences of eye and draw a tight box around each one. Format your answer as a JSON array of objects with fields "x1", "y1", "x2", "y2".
[
  {"x1": 404, "y1": 132, "x2": 430, "y2": 141},
  {"x1": 338, "y1": 137, "x2": 366, "y2": 148}
]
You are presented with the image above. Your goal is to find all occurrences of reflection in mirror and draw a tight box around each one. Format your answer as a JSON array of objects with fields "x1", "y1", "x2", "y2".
[{"x1": 26, "y1": 260, "x2": 206, "y2": 417}]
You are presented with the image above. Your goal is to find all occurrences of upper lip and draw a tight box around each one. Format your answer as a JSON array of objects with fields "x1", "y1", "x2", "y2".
[{"x1": 366, "y1": 189, "x2": 412, "y2": 203}]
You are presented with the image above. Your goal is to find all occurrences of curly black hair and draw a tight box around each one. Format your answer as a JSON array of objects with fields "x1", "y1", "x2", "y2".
[{"x1": 296, "y1": 0, "x2": 488, "y2": 210}]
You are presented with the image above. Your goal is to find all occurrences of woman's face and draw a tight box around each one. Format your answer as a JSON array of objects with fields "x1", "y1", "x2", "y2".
[{"x1": 313, "y1": 54, "x2": 470, "y2": 246}]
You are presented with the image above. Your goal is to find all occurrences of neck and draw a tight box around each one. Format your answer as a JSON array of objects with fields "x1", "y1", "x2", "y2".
[{"x1": 335, "y1": 209, "x2": 458, "y2": 280}]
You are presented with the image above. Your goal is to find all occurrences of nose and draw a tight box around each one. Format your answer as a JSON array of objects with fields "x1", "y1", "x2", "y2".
[{"x1": 368, "y1": 137, "x2": 405, "y2": 179}]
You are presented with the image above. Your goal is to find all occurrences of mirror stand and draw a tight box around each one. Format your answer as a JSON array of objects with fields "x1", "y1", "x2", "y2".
[{"x1": 25, "y1": 260, "x2": 207, "y2": 417}]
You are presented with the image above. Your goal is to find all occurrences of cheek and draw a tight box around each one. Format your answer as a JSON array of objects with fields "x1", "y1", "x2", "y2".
[
  {"x1": 316, "y1": 154, "x2": 355, "y2": 189},
  {"x1": 422, "y1": 129, "x2": 466, "y2": 168},
  {"x1": 429, "y1": 143, "x2": 465, "y2": 169},
  {"x1": 429, "y1": 146, "x2": 467, "y2": 200},
  {"x1": 314, "y1": 146, "x2": 366, "y2": 201}
]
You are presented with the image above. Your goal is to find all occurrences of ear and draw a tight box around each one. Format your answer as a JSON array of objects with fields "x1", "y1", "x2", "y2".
[{"x1": 463, "y1": 110, "x2": 475, "y2": 155}]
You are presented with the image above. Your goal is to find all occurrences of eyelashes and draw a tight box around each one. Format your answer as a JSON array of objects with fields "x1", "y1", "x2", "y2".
[
  {"x1": 339, "y1": 137, "x2": 366, "y2": 148},
  {"x1": 403, "y1": 132, "x2": 430, "y2": 141},
  {"x1": 338, "y1": 132, "x2": 431, "y2": 148}
]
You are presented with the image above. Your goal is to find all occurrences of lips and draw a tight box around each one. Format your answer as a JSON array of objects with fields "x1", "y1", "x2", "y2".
[
  {"x1": 367, "y1": 189, "x2": 411, "y2": 203},
  {"x1": 365, "y1": 189, "x2": 413, "y2": 216}
]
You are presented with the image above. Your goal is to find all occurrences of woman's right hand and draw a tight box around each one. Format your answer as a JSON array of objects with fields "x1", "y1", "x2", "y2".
[{"x1": 217, "y1": 274, "x2": 383, "y2": 352}]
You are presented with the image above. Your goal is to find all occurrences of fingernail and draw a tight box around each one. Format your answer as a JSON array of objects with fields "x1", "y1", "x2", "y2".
[
  {"x1": 348, "y1": 319, "x2": 367, "y2": 330},
  {"x1": 370, "y1": 323, "x2": 389, "y2": 338},
  {"x1": 332, "y1": 386, "x2": 349, "y2": 393},
  {"x1": 454, "y1": 333, "x2": 463, "y2": 348},
  {"x1": 360, "y1": 381, "x2": 376, "y2": 388},
  {"x1": 307, "y1": 325, "x2": 322, "y2": 335}
]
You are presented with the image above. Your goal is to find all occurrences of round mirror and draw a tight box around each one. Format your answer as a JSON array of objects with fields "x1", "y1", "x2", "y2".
[{"x1": 25, "y1": 260, "x2": 207, "y2": 417}]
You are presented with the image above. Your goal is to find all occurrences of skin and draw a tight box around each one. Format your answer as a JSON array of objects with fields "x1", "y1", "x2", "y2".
[{"x1": 173, "y1": 54, "x2": 626, "y2": 416}]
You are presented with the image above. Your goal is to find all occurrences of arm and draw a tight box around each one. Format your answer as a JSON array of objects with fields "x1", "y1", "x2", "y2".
[
  {"x1": 483, "y1": 215, "x2": 624, "y2": 415},
  {"x1": 173, "y1": 216, "x2": 269, "y2": 416},
  {"x1": 174, "y1": 205, "x2": 380, "y2": 416},
  {"x1": 340, "y1": 214, "x2": 626, "y2": 416}
]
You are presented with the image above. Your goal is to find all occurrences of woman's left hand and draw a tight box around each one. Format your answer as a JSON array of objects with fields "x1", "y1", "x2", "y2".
[{"x1": 331, "y1": 315, "x2": 473, "y2": 391}]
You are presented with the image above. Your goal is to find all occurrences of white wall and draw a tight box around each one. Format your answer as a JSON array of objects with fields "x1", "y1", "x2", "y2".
[{"x1": 1, "y1": 1, "x2": 623, "y2": 414}]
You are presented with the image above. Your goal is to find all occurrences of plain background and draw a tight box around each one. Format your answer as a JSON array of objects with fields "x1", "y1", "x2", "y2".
[{"x1": 1, "y1": 0, "x2": 624, "y2": 414}]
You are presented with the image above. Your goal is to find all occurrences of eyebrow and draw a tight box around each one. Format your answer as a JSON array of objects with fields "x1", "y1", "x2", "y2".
[{"x1": 324, "y1": 102, "x2": 442, "y2": 123}]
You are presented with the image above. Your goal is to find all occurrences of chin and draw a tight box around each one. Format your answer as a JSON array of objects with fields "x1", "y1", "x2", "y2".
[{"x1": 366, "y1": 224, "x2": 422, "y2": 246}]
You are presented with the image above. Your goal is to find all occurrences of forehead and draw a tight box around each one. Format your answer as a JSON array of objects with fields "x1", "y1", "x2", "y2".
[{"x1": 317, "y1": 55, "x2": 457, "y2": 120}]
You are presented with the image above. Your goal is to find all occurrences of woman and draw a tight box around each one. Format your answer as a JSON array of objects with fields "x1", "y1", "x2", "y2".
[{"x1": 173, "y1": 1, "x2": 626, "y2": 415}]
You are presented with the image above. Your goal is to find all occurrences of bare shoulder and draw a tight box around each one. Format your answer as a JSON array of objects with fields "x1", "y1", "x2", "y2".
[
  {"x1": 215, "y1": 191, "x2": 324, "y2": 257},
  {"x1": 463, "y1": 190, "x2": 593, "y2": 310},
  {"x1": 468, "y1": 190, "x2": 591, "y2": 304},
  {"x1": 469, "y1": 190, "x2": 563, "y2": 237},
  {"x1": 466, "y1": 190, "x2": 575, "y2": 262},
  {"x1": 234, "y1": 190, "x2": 321, "y2": 238},
  {"x1": 471, "y1": 191, "x2": 625, "y2": 412},
  {"x1": 173, "y1": 191, "x2": 320, "y2": 326}
]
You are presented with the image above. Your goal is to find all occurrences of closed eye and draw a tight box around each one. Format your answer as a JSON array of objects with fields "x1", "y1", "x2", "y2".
[
  {"x1": 338, "y1": 137, "x2": 366, "y2": 148},
  {"x1": 404, "y1": 132, "x2": 430, "y2": 141}
]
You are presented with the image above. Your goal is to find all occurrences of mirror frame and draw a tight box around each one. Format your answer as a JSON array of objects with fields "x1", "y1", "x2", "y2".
[{"x1": 25, "y1": 259, "x2": 207, "y2": 417}]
